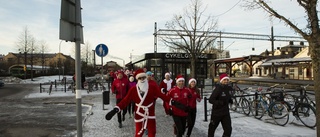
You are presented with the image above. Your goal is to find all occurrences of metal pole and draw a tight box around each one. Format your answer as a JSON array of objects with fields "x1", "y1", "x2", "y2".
[
  {"x1": 204, "y1": 97, "x2": 208, "y2": 122},
  {"x1": 123, "y1": 60, "x2": 125, "y2": 70},
  {"x1": 271, "y1": 26, "x2": 275, "y2": 75},
  {"x1": 154, "y1": 22, "x2": 157, "y2": 54},
  {"x1": 59, "y1": 40, "x2": 63, "y2": 81},
  {"x1": 31, "y1": 48, "x2": 33, "y2": 81},
  {"x1": 75, "y1": 0, "x2": 82, "y2": 136},
  {"x1": 101, "y1": 56, "x2": 104, "y2": 79},
  {"x1": 24, "y1": 51, "x2": 27, "y2": 79},
  {"x1": 92, "y1": 50, "x2": 96, "y2": 69}
]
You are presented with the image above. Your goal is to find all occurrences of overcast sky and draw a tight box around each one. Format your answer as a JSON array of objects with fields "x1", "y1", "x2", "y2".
[{"x1": 0, "y1": 0, "x2": 311, "y2": 65}]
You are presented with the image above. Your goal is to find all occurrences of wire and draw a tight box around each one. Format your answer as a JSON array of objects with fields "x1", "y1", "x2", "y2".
[{"x1": 213, "y1": 0, "x2": 241, "y2": 17}]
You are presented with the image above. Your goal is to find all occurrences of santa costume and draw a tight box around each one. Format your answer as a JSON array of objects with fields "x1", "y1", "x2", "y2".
[
  {"x1": 159, "y1": 72, "x2": 175, "y2": 115},
  {"x1": 106, "y1": 68, "x2": 171, "y2": 137}
]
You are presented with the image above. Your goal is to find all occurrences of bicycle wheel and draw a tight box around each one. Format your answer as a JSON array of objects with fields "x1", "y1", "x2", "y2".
[
  {"x1": 241, "y1": 98, "x2": 251, "y2": 115},
  {"x1": 251, "y1": 100, "x2": 265, "y2": 119},
  {"x1": 296, "y1": 103, "x2": 316, "y2": 128},
  {"x1": 270, "y1": 102, "x2": 289, "y2": 126}
]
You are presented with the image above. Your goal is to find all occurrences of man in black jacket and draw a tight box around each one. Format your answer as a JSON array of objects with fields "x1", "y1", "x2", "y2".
[{"x1": 208, "y1": 73, "x2": 233, "y2": 137}]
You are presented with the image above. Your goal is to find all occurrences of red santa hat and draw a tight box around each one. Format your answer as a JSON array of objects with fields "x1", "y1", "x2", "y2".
[
  {"x1": 176, "y1": 75, "x2": 185, "y2": 83},
  {"x1": 188, "y1": 78, "x2": 196, "y2": 85},
  {"x1": 116, "y1": 70, "x2": 124, "y2": 76},
  {"x1": 219, "y1": 73, "x2": 229, "y2": 83},
  {"x1": 134, "y1": 68, "x2": 147, "y2": 80},
  {"x1": 165, "y1": 72, "x2": 170, "y2": 77}
]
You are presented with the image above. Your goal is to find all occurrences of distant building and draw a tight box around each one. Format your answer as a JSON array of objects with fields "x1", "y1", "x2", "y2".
[
  {"x1": 1, "y1": 52, "x2": 75, "y2": 77},
  {"x1": 213, "y1": 41, "x2": 313, "y2": 80}
]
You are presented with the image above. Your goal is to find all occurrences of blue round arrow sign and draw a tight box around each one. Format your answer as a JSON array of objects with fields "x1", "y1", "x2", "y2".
[{"x1": 95, "y1": 44, "x2": 108, "y2": 57}]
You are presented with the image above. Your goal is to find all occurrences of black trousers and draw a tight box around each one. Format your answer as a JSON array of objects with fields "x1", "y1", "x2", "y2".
[
  {"x1": 127, "y1": 102, "x2": 135, "y2": 115},
  {"x1": 208, "y1": 114, "x2": 232, "y2": 137},
  {"x1": 116, "y1": 99, "x2": 127, "y2": 123},
  {"x1": 172, "y1": 115, "x2": 187, "y2": 137},
  {"x1": 186, "y1": 108, "x2": 196, "y2": 136}
]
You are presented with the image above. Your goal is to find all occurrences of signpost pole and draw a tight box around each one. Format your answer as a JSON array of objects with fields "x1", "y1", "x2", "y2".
[
  {"x1": 75, "y1": 0, "x2": 82, "y2": 136},
  {"x1": 95, "y1": 44, "x2": 109, "y2": 110},
  {"x1": 60, "y1": 0, "x2": 84, "y2": 136}
]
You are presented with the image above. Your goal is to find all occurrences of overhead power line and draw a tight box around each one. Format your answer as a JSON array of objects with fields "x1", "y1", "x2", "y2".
[{"x1": 156, "y1": 29, "x2": 306, "y2": 42}]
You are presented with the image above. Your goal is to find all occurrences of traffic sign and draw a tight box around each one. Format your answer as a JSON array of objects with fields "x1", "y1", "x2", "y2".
[{"x1": 95, "y1": 44, "x2": 108, "y2": 57}]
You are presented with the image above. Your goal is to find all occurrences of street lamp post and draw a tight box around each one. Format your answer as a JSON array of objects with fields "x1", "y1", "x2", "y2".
[
  {"x1": 24, "y1": 51, "x2": 27, "y2": 79},
  {"x1": 31, "y1": 48, "x2": 34, "y2": 81},
  {"x1": 58, "y1": 41, "x2": 63, "y2": 81},
  {"x1": 92, "y1": 50, "x2": 96, "y2": 72}
]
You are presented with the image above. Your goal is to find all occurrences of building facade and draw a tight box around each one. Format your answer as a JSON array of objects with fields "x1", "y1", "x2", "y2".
[{"x1": 130, "y1": 53, "x2": 216, "y2": 87}]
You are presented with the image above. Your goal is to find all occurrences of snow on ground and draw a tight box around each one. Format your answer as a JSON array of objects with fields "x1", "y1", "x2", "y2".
[{"x1": 5, "y1": 75, "x2": 316, "y2": 137}]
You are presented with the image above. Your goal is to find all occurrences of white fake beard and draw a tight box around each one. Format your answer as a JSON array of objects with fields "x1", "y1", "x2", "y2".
[{"x1": 137, "y1": 79, "x2": 149, "y2": 92}]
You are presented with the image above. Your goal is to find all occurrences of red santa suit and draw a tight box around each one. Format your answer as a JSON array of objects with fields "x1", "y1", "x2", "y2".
[
  {"x1": 114, "y1": 69, "x2": 171, "y2": 137},
  {"x1": 159, "y1": 72, "x2": 175, "y2": 115},
  {"x1": 159, "y1": 73, "x2": 175, "y2": 93}
]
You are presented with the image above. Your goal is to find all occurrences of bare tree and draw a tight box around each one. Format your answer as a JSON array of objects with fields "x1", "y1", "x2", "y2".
[
  {"x1": 81, "y1": 41, "x2": 93, "y2": 64},
  {"x1": 39, "y1": 40, "x2": 50, "y2": 73},
  {"x1": 159, "y1": 0, "x2": 218, "y2": 78},
  {"x1": 81, "y1": 41, "x2": 94, "y2": 75},
  {"x1": 16, "y1": 26, "x2": 35, "y2": 53},
  {"x1": 243, "y1": 0, "x2": 320, "y2": 134},
  {"x1": 16, "y1": 26, "x2": 38, "y2": 79}
]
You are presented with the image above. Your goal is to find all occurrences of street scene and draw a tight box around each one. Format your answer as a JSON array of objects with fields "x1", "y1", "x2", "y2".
[
  {"x1": 0, "y1": 76, "x2": 316, "y2": 137},
  {"x1": 0, "y1": 0, "x2": 319, "y2": 137}
]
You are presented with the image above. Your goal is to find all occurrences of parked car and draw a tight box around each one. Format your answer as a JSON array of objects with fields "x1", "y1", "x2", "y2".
[{"x1": 0, "y1": 80, "x2": 4, "y2": 87}]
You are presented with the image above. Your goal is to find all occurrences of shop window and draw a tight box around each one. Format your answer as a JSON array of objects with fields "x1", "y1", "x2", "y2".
[{"x1": 150, "y1": 59, "x2": 161, "y2": 66}]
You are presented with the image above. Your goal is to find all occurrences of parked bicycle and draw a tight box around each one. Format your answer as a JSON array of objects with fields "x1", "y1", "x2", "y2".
[
  {"x1": 86, "y1": 79, "x2": 106, "y2": 94},
  {"x1": 250, "y1": 87, "x2": 290, "y2": 126},
  {"x1": 295, "y1": 84, "x2": 315, "y2": 107},
  {"x1": 287, "y1": 93, "x2": 316, "y2": 128},
  {"x1": 229, "y1": 82, "x2": 252, "y2": 115}
]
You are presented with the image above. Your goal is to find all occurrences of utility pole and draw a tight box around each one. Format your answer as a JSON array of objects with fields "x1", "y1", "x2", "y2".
[
  {"x1": 153, "y1": 22, "x2": 157, "y2": 54},
  {"x1": 24, "y1": 31, "x2": 27, "y2": 79},
  {"x1": 271, "y1": 26, "x2": 275, "y2": 56},
  {"x1": 59, "y1": 40, "x2": 63, "y2": 81}
]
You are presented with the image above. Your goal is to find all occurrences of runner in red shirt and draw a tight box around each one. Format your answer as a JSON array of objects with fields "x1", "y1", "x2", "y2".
[
  {"x1": 111, "y1": 70, "x2": 130, "y2": 128},
  {"x1": 186, "y1": 78, "x2": 201, "y2": 137},
  {"x1": 167, "y1": 75, "x2": 192, "y2": 137}
]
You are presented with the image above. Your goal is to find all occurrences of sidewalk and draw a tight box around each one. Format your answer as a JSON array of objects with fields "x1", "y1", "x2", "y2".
[{"x1": 82, "y1": 92, "x2": 208, "y2": 137}]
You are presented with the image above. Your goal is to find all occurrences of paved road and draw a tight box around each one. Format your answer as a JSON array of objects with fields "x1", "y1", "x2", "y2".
[
  {"x1": 0, "y1": 84, "x2": 89, "y2": 137},
  {"x1": 0, "y1": 84, "x2": 32, "y2": 99}
]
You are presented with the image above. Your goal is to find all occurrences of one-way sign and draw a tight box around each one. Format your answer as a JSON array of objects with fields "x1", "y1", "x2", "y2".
[{"x1": 95, "y1": 44, "x2": 108, "y2": 57}]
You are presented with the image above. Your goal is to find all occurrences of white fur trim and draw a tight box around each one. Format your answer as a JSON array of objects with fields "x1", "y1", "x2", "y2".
[
  {"x1": 188, "y1": 78, "x2": 196, "y2": 85},
  {"x1": 135, "y1": 72, "x2": 147, "y2": 79},
  {"x1": 176, "y1": 77, "x2": 185, "y2": 83},
  {"x1": 165, "y1": 72, "x2": 170, "y2": 77},
  {"x1": 220, "y1": 76, "x2": 230, "y2": 83},
  {"x1": 115, "y1": 106, "x2": 121, "y2": 113}
]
